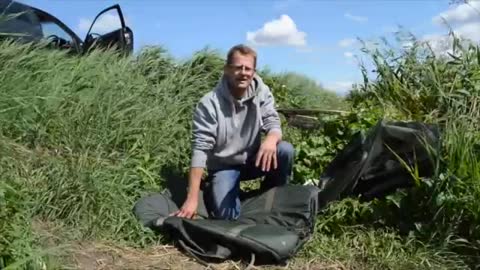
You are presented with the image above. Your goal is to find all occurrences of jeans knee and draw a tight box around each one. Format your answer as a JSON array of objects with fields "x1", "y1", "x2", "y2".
[
  {"x1": 206, "y1": 195, "x2": 240, "y2": 220},
  {"x1": 203, "y1": 173, "x2": 241, "y2": 220},
  {"x1": 278, "y1": 141, "x2": 295, "y2": 161},
  {"x1": 210, "y1": 206, "x2": 240, "y2": 220}
]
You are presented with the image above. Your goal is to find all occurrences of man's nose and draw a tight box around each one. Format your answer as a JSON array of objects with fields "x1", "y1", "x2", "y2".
[{"x1": 240, "y1": 66, "x2": 248, "y2": 75}]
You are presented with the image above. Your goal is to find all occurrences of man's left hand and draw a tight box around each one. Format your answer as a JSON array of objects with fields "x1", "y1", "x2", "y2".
[{"x1": 255, "y1": 134, "x2": 280, "y2": 172}]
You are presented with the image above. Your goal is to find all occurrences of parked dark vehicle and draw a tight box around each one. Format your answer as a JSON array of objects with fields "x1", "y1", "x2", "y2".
[{"x1": 0, "y1": 0, "x2": 134, "y2": 55}]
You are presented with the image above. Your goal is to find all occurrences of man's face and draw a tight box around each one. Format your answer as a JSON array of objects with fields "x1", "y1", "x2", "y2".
[{"x1": 224, "y1": 52, "x2": 256, "y2": 91}]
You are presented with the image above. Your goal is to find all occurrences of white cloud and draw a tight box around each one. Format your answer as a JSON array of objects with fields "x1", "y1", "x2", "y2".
[
  {"x1": 246, "y1": 14, "x2": 307, "y2": 47},
  {"x1": 325, "y1": 81, "x2": 355, "y2": 95},
  {"x1": 402, "y1": 41, "x2": 414, "y2": 49},
  {"x1": 77, "y1": 13, "x2": 126, "y2": 35},
  {"x1": 422, "y1": 21, "x2": 480, "y2": 57},
  {"x1": 344, "y1": 51, "x2": 354, "y2": 58},
  {"x1": 433, "y1": 1, "x2": 480, "y2": 26},
  {"x1": 421, "y1": 33, "x2": 453, "y2": 56},
  {"x1": 420, "y1": 2, "x2": 480, "y2": 57},
  {"x1": 339, "y1": 38, "x2": 356, "y2": 48},
  {"x1": 344, "y1": 12, "x2": 368, "y2": 23},
  {"x1": 454, "y1": 21, "x2": 480, "y2": 41}
]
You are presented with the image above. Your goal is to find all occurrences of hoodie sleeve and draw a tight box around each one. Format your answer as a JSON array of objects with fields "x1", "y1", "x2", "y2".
[
  {"x1": 260, "y1": 85, "x2": 282, "y2": 137},
  {"x1": 191, "y1": 99, "x2": 217, "y2": 168}
]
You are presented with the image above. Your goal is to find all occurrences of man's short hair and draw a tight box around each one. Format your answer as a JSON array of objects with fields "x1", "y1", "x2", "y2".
[{"x1": 226, "y1": 44, "x2": 257, "y2": 68}]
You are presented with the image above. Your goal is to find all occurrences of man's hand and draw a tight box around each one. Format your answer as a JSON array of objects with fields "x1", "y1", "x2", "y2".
[
  {"x1": 171, "y1": 167, "x2": 203, "y2": 219},
  {"x1": 255, "y1": 132, "x2": 281, "y2": 172},
  {"x1": 172, "y1": 196, "x2": 198, "y2": 219}
]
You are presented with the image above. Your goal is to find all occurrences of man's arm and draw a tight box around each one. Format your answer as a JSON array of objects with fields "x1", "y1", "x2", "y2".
[
  {"x1": 260, "y1": 86, "x2": 282, "y2": 138},
  {"x1": 173, "y1": 99, "x2": 216, "y2": 218},
  {"x1": 173, "y1": 167, "x2": 203, "y2": 218},
  {"x1": 256, "y1": 86, "x2": 283, "y2": 171}
]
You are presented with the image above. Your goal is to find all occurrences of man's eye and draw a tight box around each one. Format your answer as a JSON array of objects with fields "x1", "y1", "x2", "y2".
[{"x1": 238, "y1": 66, "x2": 252, "y2": 70}]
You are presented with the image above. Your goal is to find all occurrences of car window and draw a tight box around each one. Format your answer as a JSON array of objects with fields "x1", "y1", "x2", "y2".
[
  {"x1": 34, "y1": 10, "x2": 78, "y2": 50},
  {"x1": 88, "y1": 9, "x2": 123, "y2": 36},
  {"x1": 0, "y1": 2, "x2": 43, "y2": 42},
  {"x1": 40, "y1": 21, "x2": 74, "y2": 43}
]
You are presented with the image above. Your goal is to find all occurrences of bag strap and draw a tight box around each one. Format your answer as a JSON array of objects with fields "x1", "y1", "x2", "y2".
[
  {"x1": 178, "y1": 232, "x2": 255, "y2": 268},
  {"x1": 177, "y1": 239, "x2": 211, "y2": 267},
  {"x1": 245, "y1": 253, "x2": 256, "y2": 270}
]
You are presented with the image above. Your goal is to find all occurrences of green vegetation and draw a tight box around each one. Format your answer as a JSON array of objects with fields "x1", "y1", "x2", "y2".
[
  {"x1": 260, "y1": 69, "x2": 348, "y2": 109},
  {"x1": 0, "y1": 31, "x2": 478, "y2": 269}
]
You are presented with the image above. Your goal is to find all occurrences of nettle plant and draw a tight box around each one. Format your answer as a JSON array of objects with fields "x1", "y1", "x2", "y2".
[{"x1": 284, "y1": 107, "x2": 382, "y2": 185}]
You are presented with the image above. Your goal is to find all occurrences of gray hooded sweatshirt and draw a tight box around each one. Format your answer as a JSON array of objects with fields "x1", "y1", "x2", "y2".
[{"x1": 191, "y1": 74, "x2": 282, "y2": 171}]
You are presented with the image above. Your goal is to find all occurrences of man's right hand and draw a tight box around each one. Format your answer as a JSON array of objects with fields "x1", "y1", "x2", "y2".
[
  {"x1": 172, "y1": 196, "x2": 198, "y2": 219},
  {"x1": 171, "y1": 167, "x2": 204, "y2": 219}
]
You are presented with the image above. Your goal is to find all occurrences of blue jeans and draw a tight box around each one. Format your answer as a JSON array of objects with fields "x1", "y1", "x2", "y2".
[{"x1": 203, "y1": 141, "x2": 295, "y2": 220}]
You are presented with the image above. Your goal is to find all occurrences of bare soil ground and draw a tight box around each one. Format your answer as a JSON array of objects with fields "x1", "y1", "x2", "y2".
[
  {"x1": 68, "y1": 242, "x2": 344, "y2": 270},
  {"x1": 34, "y1": 220, "x2": 344, "y2": 270}
]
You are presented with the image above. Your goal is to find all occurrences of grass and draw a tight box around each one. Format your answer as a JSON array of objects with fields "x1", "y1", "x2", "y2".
[
  {"x1": 301, "y1": 226, "x2": 468, "y2": 270},
  {"x1": 0, "y1": 35, "x2": 479, "y2": 269},
  {"x1": 347, "y1": 33, "x2": 480, "y2": 267}
]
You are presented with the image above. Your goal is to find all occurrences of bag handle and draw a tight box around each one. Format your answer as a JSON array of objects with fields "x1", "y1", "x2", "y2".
[{"x1": 177, "y1": 239, "x2": 211, "y2": 267}]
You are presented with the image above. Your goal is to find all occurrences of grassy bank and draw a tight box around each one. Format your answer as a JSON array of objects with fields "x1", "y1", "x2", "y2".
[{"x1": 0, "y1": 37, "x2": 478, "y2": 269}]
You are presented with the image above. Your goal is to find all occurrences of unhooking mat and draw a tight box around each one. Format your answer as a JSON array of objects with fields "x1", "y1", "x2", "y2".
[{"x1": 134, "y1": 184, "x2": 320, "y2": 265}]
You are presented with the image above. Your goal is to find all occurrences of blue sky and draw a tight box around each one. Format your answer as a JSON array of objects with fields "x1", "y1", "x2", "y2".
[{"x1": 17, "y1": 0, "x2": 479, "y2": 95}]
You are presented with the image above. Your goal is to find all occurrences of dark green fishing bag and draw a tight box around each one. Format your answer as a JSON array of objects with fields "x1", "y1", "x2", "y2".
[{"x1": 134, "y1": 184, "x2": 320, "y2": 265}]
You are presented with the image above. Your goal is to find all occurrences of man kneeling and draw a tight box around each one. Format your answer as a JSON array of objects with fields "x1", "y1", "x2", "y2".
[{"x1": 173, "y1": 44, "x2": 294, "y2": 220}]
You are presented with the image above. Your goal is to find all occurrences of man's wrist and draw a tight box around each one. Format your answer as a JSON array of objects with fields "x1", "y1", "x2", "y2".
[
  {"x1": 187, "y1": 192, "x2": 199, "y2": 202},
  {"x1": 187, "y1": 167, "x2": 203, "y2": 201},
  {"x1": 266, "y1": 130, "x2": 282, "y2": 144}
]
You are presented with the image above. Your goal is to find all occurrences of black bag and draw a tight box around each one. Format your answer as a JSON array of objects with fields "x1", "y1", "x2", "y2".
[
  {"x1": 316, "y1": 119, "x2": 440, "y2": 208},
  {"x1": 133, "y1": 184, "x2": 320, "y2": 265}
]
